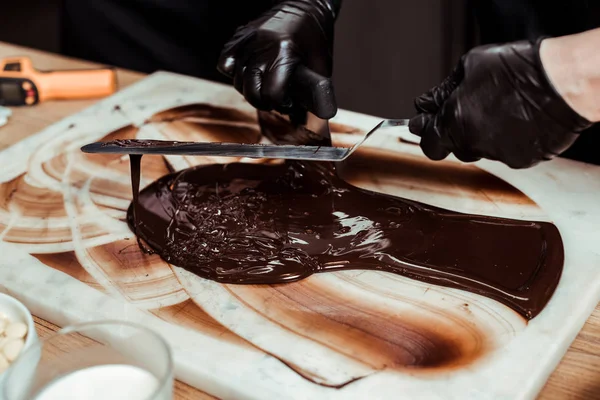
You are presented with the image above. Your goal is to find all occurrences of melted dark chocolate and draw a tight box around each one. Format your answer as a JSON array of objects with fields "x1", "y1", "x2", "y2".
[
  {"x1": 109, "y1": 139, "x2": 184, "y2": 148},
  {"x1": 125, "y1": 156, "x2": 563, "y2": 320},
  {"x1": 129, "y1": 154, "x2": 152, "y2": 253}
]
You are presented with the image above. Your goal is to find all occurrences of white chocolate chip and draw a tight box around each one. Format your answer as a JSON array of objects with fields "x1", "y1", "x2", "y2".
[
  {"x1": 0, "y1": 311, "x2": 30, "y2": 370},
  {"x1": 5, "y1": 322, "x2": 27, "y2": 339},
  {"x1": 2, "y1": 338, "x2": 24, "y2": 362}
]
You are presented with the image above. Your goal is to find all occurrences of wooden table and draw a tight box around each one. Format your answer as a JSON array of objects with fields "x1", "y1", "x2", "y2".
[{"x1": 0, "y1": 41, "x2": 598, "y2": 400}]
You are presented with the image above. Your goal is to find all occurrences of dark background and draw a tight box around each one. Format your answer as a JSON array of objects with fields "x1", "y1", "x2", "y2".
[{"x1": 0, "y1": 0, "x2": 468, "y2": 119}]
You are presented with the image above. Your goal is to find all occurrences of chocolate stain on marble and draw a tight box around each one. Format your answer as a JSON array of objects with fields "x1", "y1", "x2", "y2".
[
  {"x1": 147, "y1": 103, "x2": 257, "y2": 125},
  {"x1": 338, "y1": 148, "x2": 537, "y2": 205},
  {"x1": 225, "y1": 278, "x2": 497, "y2": 374}
]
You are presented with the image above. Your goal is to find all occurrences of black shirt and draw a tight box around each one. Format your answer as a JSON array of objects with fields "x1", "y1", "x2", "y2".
[{"x1": 61, "y1": 0, "x2": 272, "y2": 83}]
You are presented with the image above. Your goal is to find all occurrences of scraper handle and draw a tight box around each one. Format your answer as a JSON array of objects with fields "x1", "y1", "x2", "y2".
[{"x1": 290, "y1": 66, "x2": 337, "y2": 120}]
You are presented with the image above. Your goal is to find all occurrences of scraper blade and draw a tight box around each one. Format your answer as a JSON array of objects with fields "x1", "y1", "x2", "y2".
[{"x1": 80, "y1": 120, "x2": 408, "y2": 161}]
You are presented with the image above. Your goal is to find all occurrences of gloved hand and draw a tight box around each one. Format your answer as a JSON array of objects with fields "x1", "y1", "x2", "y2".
[
  {"x1": 409, "y1": 39, "x2": 593, "y2": 169},
  {"x1": 217, "y1": 0, "x2": 339, "y2": 118}
]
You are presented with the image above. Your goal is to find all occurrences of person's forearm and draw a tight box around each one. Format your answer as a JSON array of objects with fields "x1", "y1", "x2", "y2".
[{"x1": 540, "y1": 28, "x2": 600, "y2": 123}]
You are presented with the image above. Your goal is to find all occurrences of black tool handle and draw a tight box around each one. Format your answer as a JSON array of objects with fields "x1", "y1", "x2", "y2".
[{"x1": 290, "y1": 65, "x2": 337, "y2": 120}]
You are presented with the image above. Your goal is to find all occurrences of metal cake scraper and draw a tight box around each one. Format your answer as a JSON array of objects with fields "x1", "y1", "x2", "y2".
[{"x1": 80, "y1": 119, "x2": 409, "y2": 162}]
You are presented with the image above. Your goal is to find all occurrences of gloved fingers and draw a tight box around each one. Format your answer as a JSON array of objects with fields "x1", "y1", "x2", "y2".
[
  {"x1": 502, "y1": 153, "x2": 539, "y2": 169},
  {"x1": 423, "y1": 106, "x2": 483, "y2": 164},
  {"x1": 217, "y1": 52, "x2": 237, "y2": 79},
  {"x1": 414, "y1": 89, "x2": 443, "y2": 114},
  {"x1": 217, "y1": 26, "x2": 253, "y2": 78},
  {"x1": 414, "y1": 61, "x2": 465, "y2": 114},
  {"x1": 414, "y1": 113, "x2": 479, "y2": 163},
  {"x1": 452, "y1": 151, "x2": 481, "y2": 164},
  {"x1": 261, "y1": 47, "x2": 299, "y2": 110},
  {"x1": 417, "y1": 113, "x2": 451, "y2": 161},
  {"x1": 408, "y1": 113, "x2": 426, "y2": 136},
  {"x1": 243, "y1": 66, "x2": 270, "y2": 110},
  {"x1": 233, "y1": 60, "x2": 246, "y2": 95}
]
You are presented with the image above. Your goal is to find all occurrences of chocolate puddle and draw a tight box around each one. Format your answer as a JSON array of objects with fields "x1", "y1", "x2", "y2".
[{"x1": 123, "y1": 153, "x2": 563, "y2": 320}]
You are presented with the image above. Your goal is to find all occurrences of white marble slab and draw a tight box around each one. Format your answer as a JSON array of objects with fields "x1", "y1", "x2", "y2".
[{"x1": 0, "y1": 71, "x2": 598, "y2": 399}]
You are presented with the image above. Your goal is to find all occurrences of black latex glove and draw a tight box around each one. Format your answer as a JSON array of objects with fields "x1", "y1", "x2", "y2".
[
  {"x1": 217, "y1": 0, "x2": 339, "y2": 118},
  {"x1": 409, "y1": 39, "x2": 593, "y2": 169}
]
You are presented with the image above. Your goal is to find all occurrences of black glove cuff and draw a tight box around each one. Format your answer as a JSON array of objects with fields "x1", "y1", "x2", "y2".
[{"x1": 533, "y1": 36, "x2": 593, "y2": 133}]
